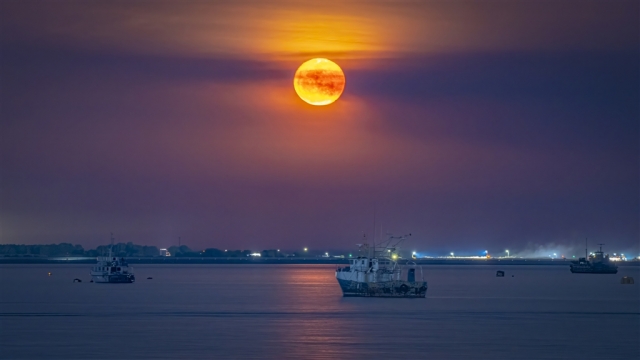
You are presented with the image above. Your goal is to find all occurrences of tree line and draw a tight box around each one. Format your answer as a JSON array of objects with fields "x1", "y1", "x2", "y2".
[{"x1": 0, "y1": 243, "x2": 293, "y2": 258}]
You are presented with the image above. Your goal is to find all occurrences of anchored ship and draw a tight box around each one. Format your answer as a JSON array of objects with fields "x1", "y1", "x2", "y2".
[
  {"x1": 336, "y1": 234, "x2": 427, "y2": 298},
  {"x1": 570, "y1": 241, "x2": 618, "y2": 274},
  {"x1": 90, "y1": 234, "x2": 135, "y2": 283}
]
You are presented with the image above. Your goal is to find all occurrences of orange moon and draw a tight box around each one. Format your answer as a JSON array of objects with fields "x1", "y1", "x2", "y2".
[{"x1": 293, "y1": 58, "x2": 345, "y2": 106}]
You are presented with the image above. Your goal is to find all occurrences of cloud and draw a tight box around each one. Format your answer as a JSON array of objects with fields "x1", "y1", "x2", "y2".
[
  {"x1": 2, "y1": 0, "x2": 637, "y2": 60},
  {"x1": 1, "y1": 1, "x2": 637, "y2": 250}
]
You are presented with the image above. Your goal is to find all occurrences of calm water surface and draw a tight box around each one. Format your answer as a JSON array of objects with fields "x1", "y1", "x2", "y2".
[{"x1": 1, "y1": 264, "x2": 638, "y2": 359}]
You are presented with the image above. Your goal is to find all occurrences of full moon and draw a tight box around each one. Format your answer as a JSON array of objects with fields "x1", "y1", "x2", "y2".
[{"x1": 293, "y1": 58, "x2": 345, "y2": 106}]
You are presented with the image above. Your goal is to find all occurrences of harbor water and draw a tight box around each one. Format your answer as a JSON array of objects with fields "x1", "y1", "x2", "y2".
[{"x1": 1, "y1": 264, "x2": 638, "y2": 359}]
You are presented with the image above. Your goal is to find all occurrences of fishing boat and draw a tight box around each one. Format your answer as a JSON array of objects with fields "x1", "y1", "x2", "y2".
[
  {"x1": 90, "y1": 234, "x2": 135, "y2": 283},
  {"x1": 335, "y1": 234, "x2": 427, "y2": 298},
  {"x1": 570, "y1": 241, "x2": 618, "y2": 274}
]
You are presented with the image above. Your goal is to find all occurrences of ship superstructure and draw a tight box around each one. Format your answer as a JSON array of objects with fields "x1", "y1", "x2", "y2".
[
  {"x1": 336, "y1": 234, "x2": 427, "y2": 298},
  {"x1": 90, "y1": 234, "x2": 135, "y2": 283},
  {"x1": 570, "y1": 242, "x2": 618, "y2": 274}
]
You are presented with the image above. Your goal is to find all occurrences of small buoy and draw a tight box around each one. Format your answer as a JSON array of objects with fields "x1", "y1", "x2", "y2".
[
  {"x1": 147, "y1": 277, "x2": 153, "y2": 280},
  {"x1": 496, "y1": 271, "x2": 505, "y2": 277},
  {"x1": 90, "y1": 280, "x2": 94, "y2": 283},
  {"x1": 73, "y1": 278, "x2": 82, "y2": 283},
  {"x1": 48, "y1": 272, "x2": 51, "y2": 276},
  {"x1": 621, "y1": 276, "x2": 635, "y2": 284},
  {"x1": 512, "y1": 275, "x2": 514, "y2": 277}
]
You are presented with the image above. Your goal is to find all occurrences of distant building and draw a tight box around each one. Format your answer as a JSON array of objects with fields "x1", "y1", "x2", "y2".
[{"x1": 159, "y1": 248, "x2": 171, "y2": 257}]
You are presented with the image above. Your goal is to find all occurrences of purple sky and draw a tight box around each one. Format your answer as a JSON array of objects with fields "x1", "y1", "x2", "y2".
[{"x1": 1, "y1": 1, "x2": 638, "y2": 255}]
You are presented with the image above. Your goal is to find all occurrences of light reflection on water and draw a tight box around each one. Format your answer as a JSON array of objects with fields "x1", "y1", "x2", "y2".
[{"x1": 1, "y1": 264, "x2": 638, "y2": 359}]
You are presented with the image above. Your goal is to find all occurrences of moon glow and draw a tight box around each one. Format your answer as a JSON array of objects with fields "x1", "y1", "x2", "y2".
[{"x1": 293, "y1": 58, "x2": 345, "y2": 106}]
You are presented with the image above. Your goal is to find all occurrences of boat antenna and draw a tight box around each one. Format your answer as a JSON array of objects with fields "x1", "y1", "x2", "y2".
[{"x1": 585, "y1": 238, "x2": 587, "y2": 258}]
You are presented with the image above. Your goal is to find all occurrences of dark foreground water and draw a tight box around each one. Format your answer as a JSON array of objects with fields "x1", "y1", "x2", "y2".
[{"x1": 1, "y1": 264, "x2": 638, "y2": 360}]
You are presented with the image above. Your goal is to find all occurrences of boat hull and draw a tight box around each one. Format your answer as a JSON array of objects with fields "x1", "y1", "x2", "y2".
[
  {"x1": 91, "y1": 274, "x2": 135, "y2": 283},
  {"x1": 570, "y1": 267, "x2": 617, "y2": 274},
  {"x1": 337, "y1": 278, "x2": 427, "y2": 298}
]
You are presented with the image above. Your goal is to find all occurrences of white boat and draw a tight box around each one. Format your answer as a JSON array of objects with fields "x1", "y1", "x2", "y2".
[
  {"x1": 336, "y1": 234, "x2": 427, "y2": 298},
  {"x1": 90, "y1": 235, "x2": 135, "y2": 283}
]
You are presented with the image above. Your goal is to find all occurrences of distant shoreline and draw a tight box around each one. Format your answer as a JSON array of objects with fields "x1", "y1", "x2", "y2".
[{"x1": 1, "y1": 257, "x2": 638, "y2": 266}]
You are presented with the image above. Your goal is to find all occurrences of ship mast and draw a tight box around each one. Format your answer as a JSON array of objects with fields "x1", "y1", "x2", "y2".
[
  {"x1": 371, "y1": 204, "x2": 376, "y2": 259},
  {"x1": 585, "y1": 238, "x2": 588, "y2": 259},
  {"x1": 110, "y1": 232, "x2": 114, "y2": 258}
]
